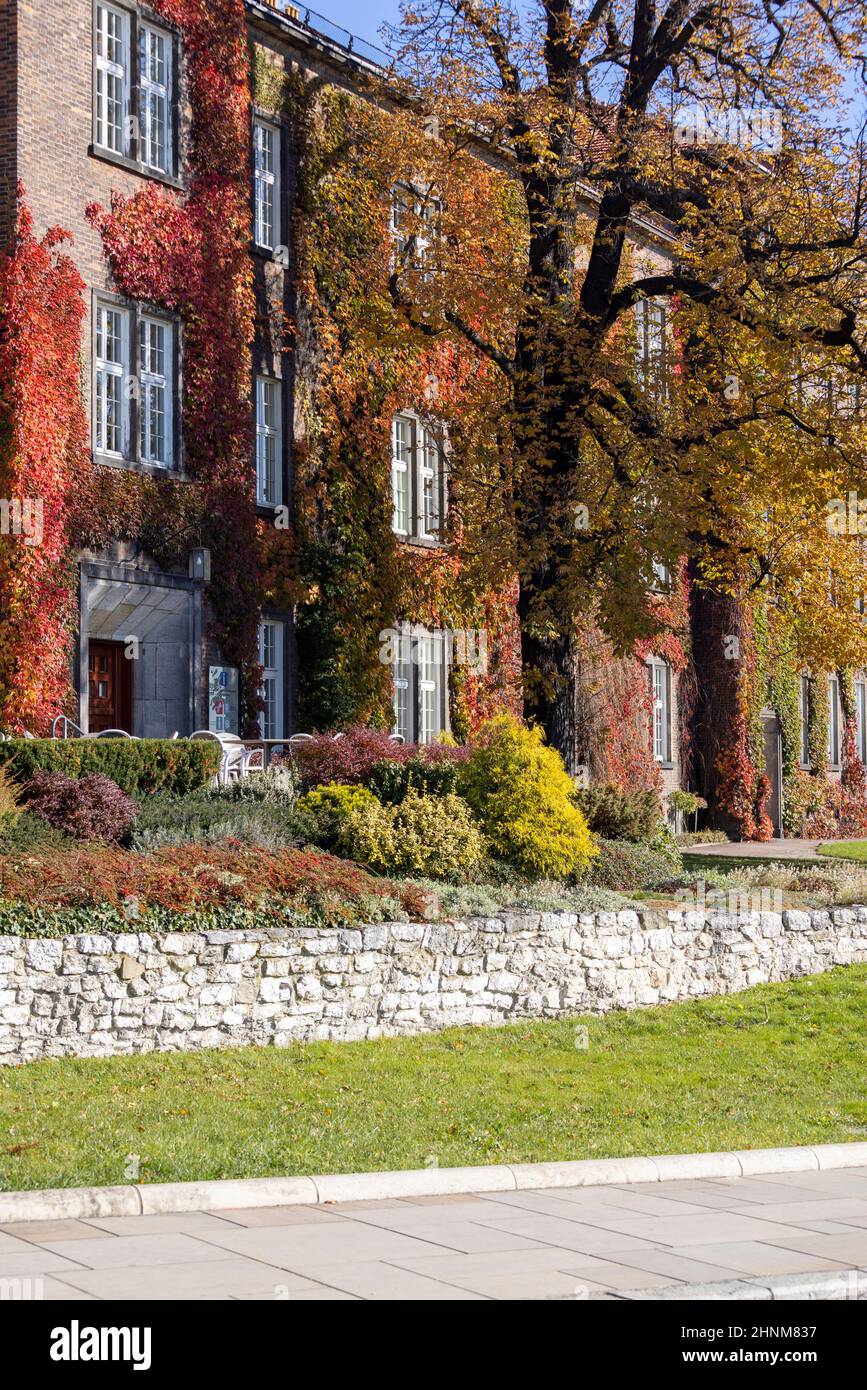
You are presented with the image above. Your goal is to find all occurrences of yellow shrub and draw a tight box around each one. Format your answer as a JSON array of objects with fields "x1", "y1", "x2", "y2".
[
  {"x1": 296, "y1": 782, "x2": 377, "y2": 849},
  {"x1": 459, "y1": 715, "x2": 597, "y2": 879},
  {"x1": 0, "y1": 763, "x2": 22, "y2": 833},
  {"x1": 340, "y1": 791, "x2": 485, "y2": 880}
]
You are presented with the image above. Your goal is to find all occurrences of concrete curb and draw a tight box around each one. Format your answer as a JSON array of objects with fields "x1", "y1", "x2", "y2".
[
  {"x1": 2, "y1": 1141, "x2": 866, "y2": 1224},
  {"x1": 616, "y1": 1269, "x2": 867, "y2": 1301}
]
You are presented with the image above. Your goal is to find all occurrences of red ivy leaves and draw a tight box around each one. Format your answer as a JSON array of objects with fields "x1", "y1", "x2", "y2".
[{"x1": 0, "y1": 189, "x2": 91, "y2": 731}]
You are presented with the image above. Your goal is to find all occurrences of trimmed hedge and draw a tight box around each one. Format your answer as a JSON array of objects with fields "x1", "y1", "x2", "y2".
[{"x1": 0, "y1": 739, "x2": 220, "y2": 797}]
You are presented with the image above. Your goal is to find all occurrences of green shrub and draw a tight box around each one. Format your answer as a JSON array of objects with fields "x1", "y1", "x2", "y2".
[
  {"x1": 0, "y1": 739, "x2": 220, "y2": 797},
  {"x1": 366, "y1": 755, "x2": 459, "y2": 804},
  {"x1": 206, "y1": 764, "x2": 300, "y2": 806},
  {"x1": 296, "y1": 783, "x2": 378, "y2": 850},
  {"x1": 589, "y1": 838, "x2": 684, "y2": 891},
  {"x1": 574, "y1": 783, "x2": 662, "y2": 842},
  {"x1": 130, "y1": 797, "x2": 304, "y2": 852},
  {"x1": 459, "y1": 716, "x2": 597, "y2": 880},
  {"x1": 0, "y1": 810, "x2": 70, "y2": 852},
  {"x1": 340, "y1": 791, "x2": 485, "y2": 880}
]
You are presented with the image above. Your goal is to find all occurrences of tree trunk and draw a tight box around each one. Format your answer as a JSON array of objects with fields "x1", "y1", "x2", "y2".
[{"x1": 518, "y1": 586, "x2": 577, "y2": 772}]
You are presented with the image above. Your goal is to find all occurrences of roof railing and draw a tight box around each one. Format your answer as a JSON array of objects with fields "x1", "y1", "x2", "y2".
[{"x1": 260, "y1": 1, "x2": 391, "y2": 69}]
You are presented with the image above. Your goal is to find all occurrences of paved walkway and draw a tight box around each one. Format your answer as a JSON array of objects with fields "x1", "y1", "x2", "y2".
[
  {"x1": 685, "y1": 838, "x2": 825, "y2": 861},
  {"x1": 3, "y1": 1166, "x2": 867, "y2": 1300}
]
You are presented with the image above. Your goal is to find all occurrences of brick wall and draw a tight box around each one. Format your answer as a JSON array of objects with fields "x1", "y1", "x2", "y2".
[{"x1": 0, "y1": 0, "x2": 18, "y2": 245}]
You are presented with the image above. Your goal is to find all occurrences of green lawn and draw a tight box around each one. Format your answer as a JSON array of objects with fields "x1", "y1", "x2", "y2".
[
  {"x1": 817, "y1": 841, "x2": 867, "y2": 863},
  {"x1": 1, "y1": 967, "x2": 865, "y2": 1193}
]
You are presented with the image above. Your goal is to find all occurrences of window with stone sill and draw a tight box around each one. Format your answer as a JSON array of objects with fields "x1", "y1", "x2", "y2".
[
  {"x1": 391, "y1": 413, "x2": 446, "y2": 543},
  {"x1": 93, "y1": 296, "x2": 178, "y2": 470},
  {"x1": 94, "y1": 2, "x2": 177, "y2": 178}
]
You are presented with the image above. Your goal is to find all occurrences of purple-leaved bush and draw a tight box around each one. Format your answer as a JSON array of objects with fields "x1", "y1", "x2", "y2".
[{"x1": 24, "y1": 771, "x2": 138, "y2": 844}]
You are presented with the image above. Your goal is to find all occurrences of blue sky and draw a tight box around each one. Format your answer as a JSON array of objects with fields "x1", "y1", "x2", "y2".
[{"x1": 311, "y1": 1, "x2": 403, "y2": 48}]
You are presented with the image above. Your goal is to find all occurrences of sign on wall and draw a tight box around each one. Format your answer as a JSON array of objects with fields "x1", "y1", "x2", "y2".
[{"x1": 208, "y1": 666, "x2": 238, "y2": 734}]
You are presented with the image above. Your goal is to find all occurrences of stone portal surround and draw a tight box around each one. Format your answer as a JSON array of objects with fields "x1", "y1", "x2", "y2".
[{"x1": 1, "y1": 905, "x2": 865, "y2": 1064}]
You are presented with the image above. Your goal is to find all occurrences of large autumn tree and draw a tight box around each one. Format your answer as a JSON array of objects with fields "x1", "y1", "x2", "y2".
[{"x1": 382, "y1": 0, "x2": 867, "y2": 767}]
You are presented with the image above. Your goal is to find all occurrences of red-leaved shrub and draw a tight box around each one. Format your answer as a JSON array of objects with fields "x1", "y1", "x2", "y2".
[
  {"x1": 288, "y1": 725, "x2": 468, "y2": 789},
  {"x1": 23, "y1": 771, "x2": 138, "y2": 844},
  {"x1": 0, "y1": 843, "x2": 429, "y2": 919}
]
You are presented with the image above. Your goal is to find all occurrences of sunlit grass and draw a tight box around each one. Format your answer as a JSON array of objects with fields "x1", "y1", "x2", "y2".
[{"x1": 1, "y1": 966, "x2": 865, "y2": 1192}]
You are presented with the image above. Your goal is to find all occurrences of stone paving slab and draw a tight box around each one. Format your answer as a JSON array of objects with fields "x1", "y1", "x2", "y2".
[
  {"x1": 2, "y1": 1166, "x2": 866, "y2": 1300},
  {"x1": 683, "y1": 838, "x2": 824, "y2": 859}
]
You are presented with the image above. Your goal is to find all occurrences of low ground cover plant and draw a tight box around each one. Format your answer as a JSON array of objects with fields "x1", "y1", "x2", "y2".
[
  {"x1": 589, "y1": 837, "x2": 684, "y2": 892},
  {"x1": 0, "y1": 843, "x2": 429, "y2": 931},
  {"x1": 130, "y1": 798, "x2": 304, "y2": 852}
]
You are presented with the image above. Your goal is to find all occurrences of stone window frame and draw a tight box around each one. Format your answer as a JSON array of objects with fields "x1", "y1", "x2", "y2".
[{"x1": 90, "y1": 0, "x2": 183, "y2": 188}]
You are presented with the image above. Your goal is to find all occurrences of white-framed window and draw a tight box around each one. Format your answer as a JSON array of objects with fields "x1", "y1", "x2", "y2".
[
  {"x1": 258, "y1": 619, "x2": 285, "y2": 740},
  {"x1": 636, "y1": 299, "x2": 668, "y2": 398},
  {"x1": 95, "y1": 302, "x2": 129, "y2": 457},
  {"x1": 391, "y1": 184, "x2": 438, "y2": 278},
  {"x1": 391, "y1": 625, "x2": 449, "y2": 744},
  {"x1": 255, "y1": 376, "x2": 282, "y2": 506},
  {"x1": 139, "y1": 23, "x2": 172, "y2": 173},
  {"x1": 94, "y1": 297, "x2": 177, "y2": 467},
  {"x1": 650, "y1": 658, "x2": 672, "y2": 763},
  {"x1": 390, "y1": 413, "x2": 445, "y2": 541},
  {"x1": 800, "y1": 673, "x2": 811, "y2": 767},
  {"x1": 94, "y1": 5, "x2": 176, "y2": 174},
  {"x1": 253, "y1": 120, "x2": 280, "y2": 251},
  {"x1": 828, "y1": 674, "x2": 841, "y2": 766},
  {"x1": 139, "y1": 314, "x2": 173, "y2": 467},
  {"x1": 652, "y1": 559, "x2": 671, "y2": 589},
  {"x1": 857, "y1": 679, "x2": 867, "y2": 764},
  {"x1": 95, "y1": 3, "x2": 130, "y2": 155},
  {"x1": 391, "y1": 415, "x2": 412, "y2": 536}
]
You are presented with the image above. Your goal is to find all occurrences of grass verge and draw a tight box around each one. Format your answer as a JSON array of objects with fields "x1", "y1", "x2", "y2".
[
  {"x1": 1, "y1": 967, "x2": 865, "y2": 1192},
  {"x1": 817, "y1": 841, "x2": 867, "y2": 863}
]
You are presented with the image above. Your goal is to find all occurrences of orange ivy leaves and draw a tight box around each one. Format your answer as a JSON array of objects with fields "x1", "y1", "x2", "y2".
[{"x1": 0, "y1": 191, "x2": 91, "y2": 732}]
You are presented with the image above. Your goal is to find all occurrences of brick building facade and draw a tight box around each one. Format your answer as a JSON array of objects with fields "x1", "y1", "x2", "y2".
[{"x1": 2, "y1": 0, "x2": 784, "y2": 825}]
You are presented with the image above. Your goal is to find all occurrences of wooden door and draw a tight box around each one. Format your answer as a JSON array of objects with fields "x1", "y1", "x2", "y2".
[{"x1": 88, "y1": 641, "x2": 133, "y2": 733}]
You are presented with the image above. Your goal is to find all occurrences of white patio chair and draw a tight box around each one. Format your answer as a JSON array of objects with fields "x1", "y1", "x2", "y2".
[
  {"x1": 190, "y1": 730, "x2": 246, "y2": 785},
  {"x1": 93, "y1": 729, "x2": 136, "y2": 739},
  {"x1": 242, "y1": 745, "x2": 265, "y2": 774},
  {"x1": 51, "y1": 716, "x2": 84, "y2": 739}
]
